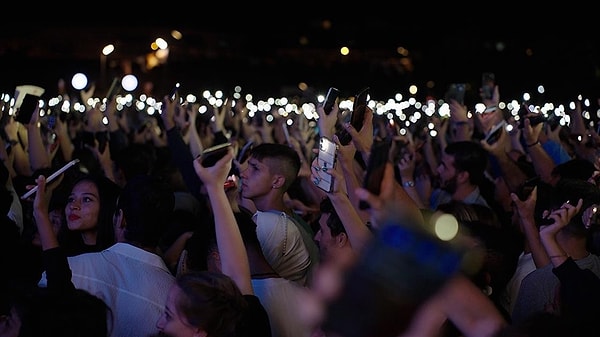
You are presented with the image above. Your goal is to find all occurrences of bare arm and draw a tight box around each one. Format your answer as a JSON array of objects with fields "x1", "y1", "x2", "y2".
[
  {"x1": 26, "y1": 106, "x2": 51, "y2": 171},
  {"x1": 193, "y1": 148, "x2": 253, "y2": 295},
  {"x1": 510, "y1": 187, "x2": 550, "y2": 268}
]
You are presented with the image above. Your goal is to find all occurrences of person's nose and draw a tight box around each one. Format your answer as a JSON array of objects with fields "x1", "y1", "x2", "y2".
[{"x1": 69, "y1": 200, "x2": 81, "y2": 210}]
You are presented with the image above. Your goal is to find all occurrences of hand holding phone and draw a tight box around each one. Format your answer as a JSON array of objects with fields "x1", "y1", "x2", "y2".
[
  {"x1": 359, "y1": 140, "x2": 391, "y2": 209},
  {"x1": 337, "y1": 87, "x2": 370, "y2": 145},
  {"x1": 199, "y1": 142, "x2": 232, "y2": 167},
  {"x1": 322, "y1": 87, "x2": 340, "y2": 116},
  {"x1": 481, "y1": 72, "x2": 495, "y2": 100},
  {"x1": 170, "y1": 83, "x2": 181, "y2": 102},
  {"x1": 21, "y1": 159, "x2": 80, "y2": 200},
  {"x1": 315, "y1": 137, "x2": 337, "y2": 193},
  {"x1": 484, "y1": 121, "x2": 506, "y2": 145},
  {"x1": 16, "y1": 93, "x2": 41, "y2": 124}
]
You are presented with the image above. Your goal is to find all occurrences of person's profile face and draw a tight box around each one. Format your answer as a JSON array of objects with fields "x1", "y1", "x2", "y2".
[{"x1": 156, "y1": 285, "x2": 198, "y2": 337}]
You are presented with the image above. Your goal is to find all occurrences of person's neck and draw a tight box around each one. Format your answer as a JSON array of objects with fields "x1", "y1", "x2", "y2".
[
  {"x1": 453, "y1": 184, "x2": 478, "y2": 202},
  {"x1": 253, "y1": 195, "x2": 288, "y2": 214},
  {"x1": 81, "y1": 231, "x2": 97, "y2": 246}
]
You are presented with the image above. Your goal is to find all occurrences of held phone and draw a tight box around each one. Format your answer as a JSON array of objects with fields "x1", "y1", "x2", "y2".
[
  {"x1": 481, "y1": 72, "x2": 495, "y2": 100},
  {"x1": 199, "y1": 142, "x2": 232, "y2": 167},
  {"x1": 170, "y1": 82, "x2": 181, "y2": 102},
  {"x1": 337, "y1": 87, "x2": 370, "y2": 145},
  {"x1": 16, "y1": 93, "x2": 41, "y2": 124},
  {"x1": 322, "y1": 87, "x2": 340, "y2": 115},
  {"x1": 444, "y1": 83, "x2": 466, "y2": 105},
  {"x1": 105, "y1": 77, "x2": 121, "y2": 101},
  {"x1": 519, "y1": 114, "x2": 546, "y2": 129},
  {"x1": 316, "y1": 136, "x2": 337, "y2": 193},
  {"x1": 359, "y1": 140, "x2": 391, "y2": 210},
  {"x1": 484, "y1": 120, "x2": 506, "y2": 145},
  {"x1": 21, "y1": 159, "x2": 81, "y2": 200}
]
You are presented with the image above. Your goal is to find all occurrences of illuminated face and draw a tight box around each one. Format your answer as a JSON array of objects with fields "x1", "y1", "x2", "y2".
[
  {"x1": 239, "y1": 157, "x2": 275, "y2": 201},
  {"x1": 65, "y1": 180, "x2": 100, "y2": 233},
  {"x1": 437, "y1": 153, "x2": 459, "y2": 194},
  {"x1": 156, "y1": 285, "x2": 200, "y2": 337}
]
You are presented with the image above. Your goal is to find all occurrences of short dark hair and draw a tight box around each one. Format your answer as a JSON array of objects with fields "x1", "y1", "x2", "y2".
[
  {"x1": 445, "y1": 141, "x2": 488, "y2": 186},
  {"x1": 118, "y1": 174, "x2": 174, "y2": 247},
  {"x1": 250, "y1": 143, "x2": 301, "y2": 190}
]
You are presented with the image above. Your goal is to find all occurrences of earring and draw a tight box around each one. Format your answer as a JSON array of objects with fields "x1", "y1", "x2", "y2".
[{"x1": 482, "y1": 285, "x2": 493, "y2": 296}]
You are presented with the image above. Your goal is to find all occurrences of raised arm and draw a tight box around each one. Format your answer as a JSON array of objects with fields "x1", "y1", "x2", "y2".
[
  {"x1": 192, "y1": 148, "x2": 253, "y2": 295},
  {"x1": 310, "y1": 149, "x2": 373, "y2": 253}
]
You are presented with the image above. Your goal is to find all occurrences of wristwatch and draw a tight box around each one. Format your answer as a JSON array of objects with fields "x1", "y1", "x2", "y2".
[{"x1": 402, "y1": 180, "x2": 415, "y2": 188}]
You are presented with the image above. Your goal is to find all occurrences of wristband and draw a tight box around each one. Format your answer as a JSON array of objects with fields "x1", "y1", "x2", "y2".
[
  {"x1": 402, "y1": 180, "x2": 415, "y2": 188},
  {"x1": 526, "y1": 140, "x2": 540, "y2": 148}
]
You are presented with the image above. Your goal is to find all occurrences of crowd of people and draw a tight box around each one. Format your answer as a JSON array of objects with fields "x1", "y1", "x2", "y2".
[{"x1": 1, "y1": 76, "x2": 599, "y2": 337}]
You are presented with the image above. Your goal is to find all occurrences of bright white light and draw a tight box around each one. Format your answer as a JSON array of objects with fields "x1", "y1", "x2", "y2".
[
  {"x1": 102, "y1": 44, "x2": 115, "y2": 56},
  {"x1": 155, "y1": 38, "x2": 168, "y2": 50},
  {"x1": 434, "y1": 213, "x2": 459, "y2": 241},
  {"x1": 71, "y1": 73, "x2": 88, "y2": 90},
  {"x1": 121, "y1": 75, "x2": 138, "y2": 92}
]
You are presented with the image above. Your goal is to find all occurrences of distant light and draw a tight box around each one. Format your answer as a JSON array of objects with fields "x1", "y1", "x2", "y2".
[
  {"x1": 71, "y1": 73, "x2": 88, "y2": 90},
  {"x1": 102, "y1": 44, "x2": 115, "y2": 56},
  {"x1": 340, "y1": 46, "x2": 349, "y2": 56},
  {"x1": 155, "y1": 38, "x2": 168, "y2": 50},
  {"x1": 409, "y1": 85, "x2": 418, "y2": 95},
  {"x1": 170, "y1": 30, "x2": 183, "y2": 40},
  {"x1": 122, "y1": 75, "x2": 138, "y2": 92}
]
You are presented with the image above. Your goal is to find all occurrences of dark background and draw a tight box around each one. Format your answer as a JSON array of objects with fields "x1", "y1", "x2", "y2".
[{"x1": 1, "y1": 9, "x2": 599, "y2": 105}]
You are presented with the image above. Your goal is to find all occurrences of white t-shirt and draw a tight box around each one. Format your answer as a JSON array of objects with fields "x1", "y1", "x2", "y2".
[{"x1": 253, "y1": 210, "x2": 313, "y2": 286}]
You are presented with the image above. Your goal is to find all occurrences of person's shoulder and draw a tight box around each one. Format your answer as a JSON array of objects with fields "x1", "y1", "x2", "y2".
[{"x1": 253, "y1": 210, "x2": 286, "y2": 224}]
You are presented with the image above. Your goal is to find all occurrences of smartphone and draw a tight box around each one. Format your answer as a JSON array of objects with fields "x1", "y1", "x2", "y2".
[
  {"x1": 21, "y1": 159, "x2": 81, "y2": 200},
  {"x1": 322, "y1": 87, "x2": 340, "y2": 116},
  {"x1": 389, "y1": 138, "x2": 409, "y2": 165},
  {"x1": 170, "y1": 82, "x2": 181, "y2": 102},
  {"x1": 519, "y1": 114, "x2": 546, "y2": 129},
  {"x1": 16, "y1": 93, "x2": 40, "y2": 124},
  {"x1": 199, "y1": 142, "x2": 232, "y2": 167},
  {"x1": 359, "y1": 140, "x2": 391, "y2": 210},
  {"x1": 444, "y1": 83, "x2": 466, "y2": 105},
  {"x1": 316, "y1": 137, "x2": 337, "y2": 193},
  {"x1": 484, "y1": 121, "x2": 506, "y2": 145},
  {"x1": 47, "y1": 114, "x2": 57, "y2": 130},
  {"x1": 105, "y1": 77, "x2": 121, "y2": 101},
  {"x1": 481, "y1": 72, "x2": 495, "y2": 100},
  {"x1": 337, "y1": 87, "x2": 370, "y2": 145},
  {"x1": 78, "y1": 131, "x2": 96, "y2": 150}
]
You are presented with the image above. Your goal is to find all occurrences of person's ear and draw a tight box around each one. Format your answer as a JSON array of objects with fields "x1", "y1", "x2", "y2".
[
  {"x1": 113, "y1": 209, "x2": 125, "y2": 229},
  {"x1": 336, "y1": 232, "x2": 349, "y2": 248},
  {"x1": 457, "y1": 171, "x2": 469, "y2": 184},
  {"x1": 271, "y1": 175, "x2": 285, "y2": 189}
]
